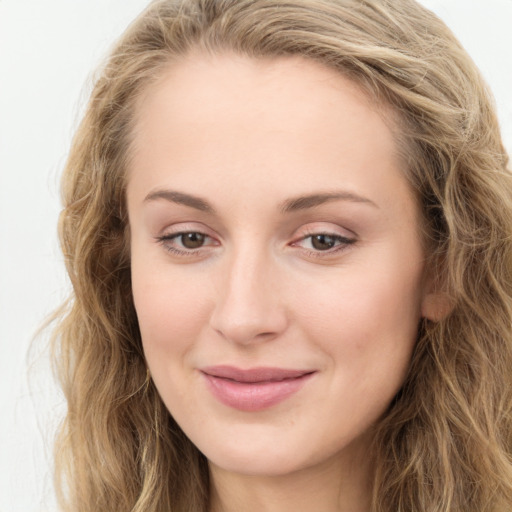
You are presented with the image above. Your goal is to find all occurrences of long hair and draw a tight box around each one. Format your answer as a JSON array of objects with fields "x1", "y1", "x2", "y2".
[{"x1": 53, "y1": 0, "x2": 512, "y2": 510}]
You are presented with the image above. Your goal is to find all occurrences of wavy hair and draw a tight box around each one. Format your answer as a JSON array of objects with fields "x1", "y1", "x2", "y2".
[{"x1": 53, "y1": 0, "x2": 512, "y2": 510}]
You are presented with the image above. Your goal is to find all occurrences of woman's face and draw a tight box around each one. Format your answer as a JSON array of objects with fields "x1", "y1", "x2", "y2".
[{"x1": 128, "y1": 53, "x2": 436, "y2": 477}]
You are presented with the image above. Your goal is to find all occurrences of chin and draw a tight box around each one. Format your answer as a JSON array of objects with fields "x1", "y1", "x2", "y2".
[
  {"x1": 197, "y1": 427, "x2": 348, "y2": 479},
  {"x1": 207, "y1": 448, "x2": 310, "y2": 477}
]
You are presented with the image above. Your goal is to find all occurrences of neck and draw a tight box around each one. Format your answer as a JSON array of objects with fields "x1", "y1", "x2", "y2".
[{"x1": 208, "y1": 448, "x2": 373, "y2": 512}]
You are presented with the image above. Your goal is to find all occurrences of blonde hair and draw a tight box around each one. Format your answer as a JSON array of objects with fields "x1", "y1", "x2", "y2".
[{"x1": 53, "y1": 0, "x2": 512, "y2": 511}]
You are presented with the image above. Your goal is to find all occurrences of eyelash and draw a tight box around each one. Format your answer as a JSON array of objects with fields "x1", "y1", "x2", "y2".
[
  {"x1": 155, "y1": 231, "x2": 356, "y2": 258},
  {"x1": 291, "y1": 232, "x2": 356, "y2": 258},
  {"x1": 156, "y1": 232, "x2": 218, "y2": 257}
]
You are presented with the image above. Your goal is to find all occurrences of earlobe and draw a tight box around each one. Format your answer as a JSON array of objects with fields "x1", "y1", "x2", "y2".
[{"x1": 421, "y1": 292, "x2": 454, "y2": 322}]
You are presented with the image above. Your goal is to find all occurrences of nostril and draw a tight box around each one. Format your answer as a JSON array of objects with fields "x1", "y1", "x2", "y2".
[{"x1": 210, "y1": 309, "x2": 287, "y2": 345}]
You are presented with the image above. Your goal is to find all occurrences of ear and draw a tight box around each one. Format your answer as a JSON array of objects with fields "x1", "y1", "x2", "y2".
[{"x1": 421, "y1": 291, "x2": 454, "y2": 322}]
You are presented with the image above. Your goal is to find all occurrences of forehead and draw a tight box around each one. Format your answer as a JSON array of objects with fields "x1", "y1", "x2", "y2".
[
  {"x1": 127, "y1": 52, "x2": 414, "y2": 221},
  {"x1": 131, "y1": 51, "x2": 397, "y2": 145}
]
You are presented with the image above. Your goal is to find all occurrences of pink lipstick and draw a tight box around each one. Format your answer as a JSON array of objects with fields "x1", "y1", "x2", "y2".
[{"x1": 200, "y1": 365, "x2": 315, "y2": 412}]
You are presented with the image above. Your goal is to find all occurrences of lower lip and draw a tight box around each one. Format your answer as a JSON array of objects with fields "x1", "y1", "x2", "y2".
[{"x1": 201, "y1": 372, "x2": 314, "y2": 412}]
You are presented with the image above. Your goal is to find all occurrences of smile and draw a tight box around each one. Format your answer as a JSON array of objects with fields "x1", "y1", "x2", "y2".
[{"x1": 200, "y1": 366, "x2": 316, "y2": 412}]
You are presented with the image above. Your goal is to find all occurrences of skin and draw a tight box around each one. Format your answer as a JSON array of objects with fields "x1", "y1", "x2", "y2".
[{"x1": 127, "y1": 52, "x2": 442, "y2": 512}]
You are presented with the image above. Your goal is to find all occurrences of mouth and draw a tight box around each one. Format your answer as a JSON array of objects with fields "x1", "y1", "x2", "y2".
[{"x1": 200, "y1": 365, "x2": 316, "y2": 412}]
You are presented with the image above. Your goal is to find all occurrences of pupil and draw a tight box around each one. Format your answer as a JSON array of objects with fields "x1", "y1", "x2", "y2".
[
  {"x1": 182, "y1": 232, "x2": 205, "y2": 249},
  {"x1": 312, "y1": 234, "x2": 336, "y2": 251}
]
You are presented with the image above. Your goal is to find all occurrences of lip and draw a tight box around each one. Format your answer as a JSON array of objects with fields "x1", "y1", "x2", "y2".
[{"x1": 200, "y1": 365, "x2": 316, "y2": 412}]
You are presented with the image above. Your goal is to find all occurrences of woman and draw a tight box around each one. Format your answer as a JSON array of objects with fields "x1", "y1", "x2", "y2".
[{"x1": 52, "y1": 0, "x2": 512, "y2": 511}]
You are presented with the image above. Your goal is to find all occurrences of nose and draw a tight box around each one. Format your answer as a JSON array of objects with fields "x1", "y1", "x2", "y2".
[{"x1": 209, "y1": 247, "x2": 288, "y2": 345}]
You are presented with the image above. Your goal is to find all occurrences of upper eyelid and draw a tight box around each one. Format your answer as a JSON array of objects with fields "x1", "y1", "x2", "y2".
[
  {"x1": 158, "y1": 222, "x2": 217, "y2": 237},
  {"x1": 291, "y1": 224, "x2": 357, "y2": 241},
  {"x1": 155, "y1": 222, "x2": 357, "y2": 242},
  {"x1": 158, "y1": 231, "x2": 217, "y2": 243},
  {"x1": 291, "y1": 233, "x2": 356, "y2": 249}
]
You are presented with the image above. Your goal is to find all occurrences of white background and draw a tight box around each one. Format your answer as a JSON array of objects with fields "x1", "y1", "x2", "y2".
[{"x1": 1, "y1": 1, "x2": 511, "y2": 511}]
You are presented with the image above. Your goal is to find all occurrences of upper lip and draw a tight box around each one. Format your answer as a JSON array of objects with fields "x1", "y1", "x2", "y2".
[{"x1": 200, "y1": 365, "x2": 315, "y2": 383}]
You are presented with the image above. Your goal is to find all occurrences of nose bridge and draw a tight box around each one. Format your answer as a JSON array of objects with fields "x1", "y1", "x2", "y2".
[{"x1": 210, "y1": 240, "x2": 287, "y2": 344}]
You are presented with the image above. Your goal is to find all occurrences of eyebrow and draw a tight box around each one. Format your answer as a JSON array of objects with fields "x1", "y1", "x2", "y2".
[
  {"x1": 143, "y1": 189, "x2": 378, "y2": 213},
  {"x1": 144, "y1": 189, "x2": 215, "y2": 213},
  {"x1": 280, "y1": 191, "x2": 378, "y2": 213}
]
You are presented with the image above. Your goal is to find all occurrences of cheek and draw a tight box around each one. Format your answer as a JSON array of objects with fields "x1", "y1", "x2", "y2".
[
  {"x1": 131, "y1": 258, "x2": 212, "y2": 362},
  {"x1": 131, "y1": 260, "x2": 215, "y2": 420},
  {"x1": 291, "y1": 257, "x2": 423, "y2": 373}
]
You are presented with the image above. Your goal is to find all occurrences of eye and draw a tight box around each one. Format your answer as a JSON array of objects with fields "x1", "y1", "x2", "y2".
[
  {"x1": 156, "y1": 230, "x2": 219, "y2": 256},
  {"x1": 175, "y1": 232, "x2": 207, "y2": 249},
  {"x1": 292, "y1": 231, "x2": 356, "y2": 255},
  {"x1": 309, "y1": 234, "x2": 344, "y2": 251}
]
